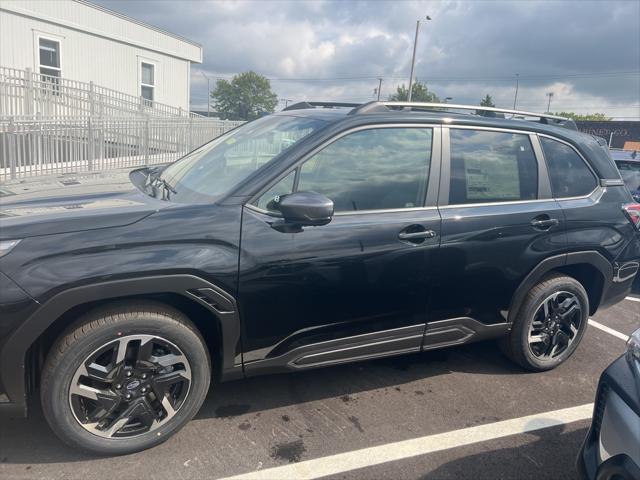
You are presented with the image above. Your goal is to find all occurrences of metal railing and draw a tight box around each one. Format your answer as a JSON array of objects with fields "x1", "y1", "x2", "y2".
[
  {"x1": 0, "y1": 115, "x2": 244, "y2": 181},
  {"x1": 0, "y1": 66, "x2": 204, "y2": 119}
]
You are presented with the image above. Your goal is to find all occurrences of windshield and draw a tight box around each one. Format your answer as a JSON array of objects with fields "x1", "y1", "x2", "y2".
[
  {"x1": 158, "y1": 115, "x2": 328, "y2": 203},
  {"x1": 617, "y1": 161, "x2": 640, "y2": 195}
]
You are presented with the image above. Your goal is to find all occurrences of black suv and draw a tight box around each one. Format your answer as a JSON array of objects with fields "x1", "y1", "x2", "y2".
[{"x1": 1, "y1": 101, "x2": 639, "y2": 455}]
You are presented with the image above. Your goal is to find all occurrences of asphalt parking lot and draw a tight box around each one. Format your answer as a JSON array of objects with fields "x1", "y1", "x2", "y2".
[{"x1": 1, "y1": 284, "x2": 638, "y2": 480}]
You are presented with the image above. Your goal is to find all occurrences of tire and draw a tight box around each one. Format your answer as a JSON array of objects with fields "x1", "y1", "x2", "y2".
[
  {"x1": 40, "y1": 301, "x2": 211, "y2": 456},
  {"x1": 501, "y1": 274, "x2": 589, "y2": 372}
]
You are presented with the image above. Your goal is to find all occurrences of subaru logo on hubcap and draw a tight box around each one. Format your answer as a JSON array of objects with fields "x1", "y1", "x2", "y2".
[{"x1": 126, "y1": 379, "x2": 141, "y2": 390}]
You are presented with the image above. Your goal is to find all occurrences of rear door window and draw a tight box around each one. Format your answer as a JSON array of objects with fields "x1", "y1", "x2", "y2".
[{"x1": 448, "y1": 129, "x2": 538, "y2": 204}]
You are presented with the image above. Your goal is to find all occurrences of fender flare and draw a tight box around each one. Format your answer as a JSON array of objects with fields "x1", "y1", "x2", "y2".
[
  {"x1": 507, "y1": 251, "x2": 612, "y2": 323},
  {"x1": 0, "y1": 274, "x2": 243, "y2": 412}
]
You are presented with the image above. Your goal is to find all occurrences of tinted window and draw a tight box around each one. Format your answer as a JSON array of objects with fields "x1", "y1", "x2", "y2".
[
  {"x1": 541, "y1": 137, "x2": 597, "y2": 198},
  {"x1": 617, "y1": 161, "x2": 640, "y2": 195},
  {"x1": 449, "y1": 129, "x2": 538, "y2": 204},
  {"x1": 296, "y1": 128, "x2": 432, "y2": 212},
  {"x1": 159, "y1": 115, "x2": 327, "y2": 203}
]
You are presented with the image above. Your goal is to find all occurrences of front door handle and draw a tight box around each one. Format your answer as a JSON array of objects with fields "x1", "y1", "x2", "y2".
[
  {"x1": 530, "y1": 217, "x2": 560, "y2": 230},
  {"x1": 398, "y1": 229, "x2": 436, "y2": 241}
]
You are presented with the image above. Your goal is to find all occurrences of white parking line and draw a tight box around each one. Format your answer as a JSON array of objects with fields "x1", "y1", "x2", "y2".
[
  {"x1": 588, "y1": 319, "x2": 629, "y2": 342},
  {"x1": 625, "y1": 296, "x2": 640, "y2": 303},
  {"x1": 218, "y1": 404, "x2": 594, "y2": 480}
]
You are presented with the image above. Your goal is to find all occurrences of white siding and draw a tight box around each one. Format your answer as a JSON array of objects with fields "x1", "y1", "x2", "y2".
[{"x1": 0, "y1": 0, "x2": 201, "y2": 111}]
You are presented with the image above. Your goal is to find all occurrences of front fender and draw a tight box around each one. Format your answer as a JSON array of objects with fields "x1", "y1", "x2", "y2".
[{"x1": 0, "y1": 274, "x2": 243, "y2": 415}]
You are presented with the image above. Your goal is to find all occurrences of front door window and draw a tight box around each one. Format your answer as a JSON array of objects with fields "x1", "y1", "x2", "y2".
[{"x1": 255, "y1": 127, "x2": 433, "y2": 213}]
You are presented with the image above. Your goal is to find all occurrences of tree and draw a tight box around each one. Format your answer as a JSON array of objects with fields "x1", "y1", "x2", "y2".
[
  {"x1": 211, "y1": 71, "x2": 278, "y2": 120},
  {"x1": 389, "y1": 81, "x2": 440, "y2": 102},
  {"x1": 479, "y1": 94, "x2": 495, "y2": 107},
  {"x1": 553, "y1": 112, "x2": 611, "y2": 121}
]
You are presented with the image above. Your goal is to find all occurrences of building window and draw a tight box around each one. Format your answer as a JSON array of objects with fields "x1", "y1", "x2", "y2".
[
  {"x1": 38, "y1": 38, "x2": 61, "y2": 89},
  {"x1": 448, "y1": 129, "x2": 538, "y2": 205},
  {"x1": 141, "y1": 62, "x2": 155, "y2": 103}
]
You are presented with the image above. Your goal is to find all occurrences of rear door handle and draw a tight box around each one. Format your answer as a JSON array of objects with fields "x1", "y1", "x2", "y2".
[
  {"x1": 398, "y1": 230, "x2": 436, "y2": 240},
  {"x1": 530, "y1": 218, "x2": 559, "y2": 230}
]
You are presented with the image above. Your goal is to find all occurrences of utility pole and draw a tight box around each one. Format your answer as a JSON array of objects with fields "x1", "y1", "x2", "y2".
[
  {"x1": 281, "y1": 98, "x2": 293, "y2": 108},
  {"x1": 200, "y1": 71, "x2": 211, "y2": 117},
  {"x1": 546, "y1": 91, "x2": 554, "y2": 112},
  {"x1": 407, "y1": 16, "x2": 431, "y2": 102},
  {"x1": 376, "y1": 77, "x2": 383, "y2": 101},
  {"x1": 513, "y1": 73, "x2": 519, "y2": 109}
]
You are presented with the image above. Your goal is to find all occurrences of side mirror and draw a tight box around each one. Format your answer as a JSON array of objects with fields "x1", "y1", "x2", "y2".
[{"x1": 278, "y1": 191, "x2": 334, "y2": 226}]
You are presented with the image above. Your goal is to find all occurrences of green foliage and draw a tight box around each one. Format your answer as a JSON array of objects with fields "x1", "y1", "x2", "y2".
[
  {"x1": 480, "y1": 94, "x2": 495, "y2": 107},
  {"x1": 211, "y1": 71, "x2": 278, "y2": 120},
  {"x1": 553, "y1": 112, "x2": 611, "y2": 121},
  {"x1": 389, "y1": 81, "x2": 440, "y2": 102}
]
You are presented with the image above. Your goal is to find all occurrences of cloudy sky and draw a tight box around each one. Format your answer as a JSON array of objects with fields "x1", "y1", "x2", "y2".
[{"x1": 93, "y1": 0, "x2": 640, "y2": 118}]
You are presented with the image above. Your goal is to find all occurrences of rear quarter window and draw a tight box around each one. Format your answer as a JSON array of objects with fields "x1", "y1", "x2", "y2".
[{"x1": 540, "y1": 137, "x2": 598, "y2": 198}]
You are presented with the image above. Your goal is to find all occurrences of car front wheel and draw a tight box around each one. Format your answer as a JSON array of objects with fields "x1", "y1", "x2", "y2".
[{"x1": 40, "y1": 301, "x2": 211, "y2": 455}]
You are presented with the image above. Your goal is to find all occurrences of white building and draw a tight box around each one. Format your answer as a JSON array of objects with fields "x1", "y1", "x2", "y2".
[{"x1": 0, "y1": 0, "x2": 202, "y2": 111}]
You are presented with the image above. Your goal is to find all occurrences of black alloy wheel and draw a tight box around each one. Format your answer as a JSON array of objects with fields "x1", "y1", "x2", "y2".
[
  {"x1": 500, "y1": 274, "x2": 589, "y2": 372},
  {"x1": 69, "y1": 334, "x2": 191, "y2": 438},
  {"x1": 527, "y1": 291, "x2": 582, "y2": 360},
  {"x1": 41, "y1": 302, "x2": 210, "y2": 455}
]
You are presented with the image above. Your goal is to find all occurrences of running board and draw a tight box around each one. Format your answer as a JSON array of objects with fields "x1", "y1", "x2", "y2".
[
  {"x1": 244, "y1": 318, "x2": 510, "y2": 377},
  {"x1": 245, "y1": 324, "x2": 424, "y2": 376},
  {"x1": 422, "y1": 317, "x2": 510, "y2": 350}
]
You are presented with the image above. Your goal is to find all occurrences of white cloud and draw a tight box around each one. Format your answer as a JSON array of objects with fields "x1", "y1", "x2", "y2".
[{"x1": 94, "y1": 0, "x2": 640, "y2": 118}]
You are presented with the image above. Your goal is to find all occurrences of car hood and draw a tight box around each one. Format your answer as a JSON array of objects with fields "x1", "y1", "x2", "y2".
[{"x1": 0, "y1": 171, "x2": 168, "y2": 240}]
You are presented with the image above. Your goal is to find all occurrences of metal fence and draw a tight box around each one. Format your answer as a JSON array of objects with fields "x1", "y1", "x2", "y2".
[
  {"x1": 0, "y1": 115, "x2": 244, "y2": 181},
  {"x1": 0, "y1": 66, "x2": 203, "y2": 119}
]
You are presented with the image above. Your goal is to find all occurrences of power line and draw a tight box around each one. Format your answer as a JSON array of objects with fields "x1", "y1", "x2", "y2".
[
  {"x1": 198, "y1": 70, "x2": 640, "y2": 83},
  {"x1": 392, "y1": 71, "x2": 640, "y2": 81}
]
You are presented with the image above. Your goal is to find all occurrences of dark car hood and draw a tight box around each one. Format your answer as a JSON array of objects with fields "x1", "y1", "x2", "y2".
[{"x1": 0, "y1": 173, "x2": 168, "y2": 240}]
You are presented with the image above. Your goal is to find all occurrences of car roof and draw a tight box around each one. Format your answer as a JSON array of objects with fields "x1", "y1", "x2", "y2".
[{"x1": 275, "y1": 106, "x2": 593, "y2": 143}]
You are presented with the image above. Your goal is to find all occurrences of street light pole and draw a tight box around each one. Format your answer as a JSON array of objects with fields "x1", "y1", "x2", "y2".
[
  {"x1": 376, "y1": 77, "x2": 383, "y2": 101},
  {"x1": 407, "y1": 16, "x2": 431, "y2": 102},
  {"x1": 200, "y1": 71, "x2": 211, "y2": 117},
  {"x1": 513, "y1": 73, "x2": 519, "y2": 109},
  {"x1": 546, "y1": 91, "x2": 554, "y2": 113}
]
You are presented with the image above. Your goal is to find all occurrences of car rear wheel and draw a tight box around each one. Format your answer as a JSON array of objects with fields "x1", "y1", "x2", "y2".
[
  {"x1": 40, "y1": 301, "x2": 210, "y2": 455},
  {"x1": 501, "y1": 274, "x2": 589, "y2": 371}
]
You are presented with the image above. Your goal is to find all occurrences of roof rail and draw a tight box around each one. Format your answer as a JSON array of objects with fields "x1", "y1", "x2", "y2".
[
  {"x1": 283, "y1": 101, "x2": 361, "y2": 111},
  {"x1": 349, "y1": 101, "x2": 577, "y2": 130}
]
